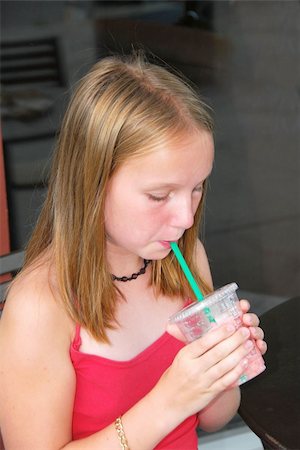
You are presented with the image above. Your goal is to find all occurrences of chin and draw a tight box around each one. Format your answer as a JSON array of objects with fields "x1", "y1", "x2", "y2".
[{"x1": 145, "y1": 249, "x2": 171, "y2": 261}]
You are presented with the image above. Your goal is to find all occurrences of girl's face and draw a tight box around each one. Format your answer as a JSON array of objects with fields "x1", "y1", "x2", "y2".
[{"x1": 104, "y1": 130, "x2": 214, "y2": 261}]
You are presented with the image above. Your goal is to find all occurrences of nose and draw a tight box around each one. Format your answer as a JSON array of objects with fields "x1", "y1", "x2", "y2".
[{"x1": 169, "y1": 197, "x2": 195, "y2": 230}]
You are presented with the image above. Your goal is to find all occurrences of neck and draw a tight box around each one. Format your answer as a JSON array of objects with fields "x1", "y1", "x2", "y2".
[
  {"x1": 105, "y1": 245, "x2": 145, "y2": 278},
  {"x1": 111, "y1": 259, "x2": 150, "y2": 282},
  {"x1": 115, "y1": 269, "x2": 154, "y2": 302}
]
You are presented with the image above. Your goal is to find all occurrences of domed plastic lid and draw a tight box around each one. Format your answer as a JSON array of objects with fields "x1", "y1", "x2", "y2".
[{"x1": 169, "y1": 282, "x2": 239, "y2": 323}]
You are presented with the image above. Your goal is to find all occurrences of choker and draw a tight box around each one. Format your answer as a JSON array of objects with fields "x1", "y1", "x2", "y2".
[{"x1": 111, "y1": 259, "x2": 151, "y2": 282}]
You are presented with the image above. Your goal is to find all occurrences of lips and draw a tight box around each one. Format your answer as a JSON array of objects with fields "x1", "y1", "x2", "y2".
[
  {"x1": 159, "y1": 240, "x2": 180, "y2": 249},
  {"x1": 159, "y1": 241, "x2": 171, "y2": 249}
]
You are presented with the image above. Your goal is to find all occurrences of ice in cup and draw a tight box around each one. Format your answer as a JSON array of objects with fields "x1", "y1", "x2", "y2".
[{"x1": 168, "y1": 283, "x2": 266, "y2": 385}]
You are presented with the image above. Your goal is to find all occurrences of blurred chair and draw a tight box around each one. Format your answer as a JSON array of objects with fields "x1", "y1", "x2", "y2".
[
  {"x1": 0, "y1": 250, "x2": 25, "y2": 316},
  {"x1": 1, "y1": 36, "x2": 65, "y2": 87}
]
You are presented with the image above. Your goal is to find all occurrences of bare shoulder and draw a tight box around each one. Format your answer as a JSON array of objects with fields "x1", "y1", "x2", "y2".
[
  {"x1": 1, "y1": 259, "x2": 73, "y2": 345},
  {"x1": 195, "y1": 239, "x2": 214, "y2": 290},
  {"x1": 0, "y1": 258, "x2": 74, "y2": 377},
  {"x1": 0, "y1": 260, "x2": 76, "y2": 447}
]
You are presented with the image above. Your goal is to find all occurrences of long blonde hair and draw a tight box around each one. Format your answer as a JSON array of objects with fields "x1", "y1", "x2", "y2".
[{"x1": 24, "y1": 53, "x2": 214, "y2": 342}]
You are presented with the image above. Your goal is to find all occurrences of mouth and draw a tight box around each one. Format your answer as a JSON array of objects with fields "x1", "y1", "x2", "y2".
[{"x1": 159, "y1": 240, "x2": 178, "y2": 249}]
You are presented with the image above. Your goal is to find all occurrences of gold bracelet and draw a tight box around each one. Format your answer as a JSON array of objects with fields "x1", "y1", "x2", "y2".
[{"x1": 115, "y1": 416, "x2": 130, "y2": 450}]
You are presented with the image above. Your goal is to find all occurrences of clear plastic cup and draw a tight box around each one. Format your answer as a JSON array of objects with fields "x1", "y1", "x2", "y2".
[{"x1": 168, "y1": 283, "x2": 266, "y2": 385}]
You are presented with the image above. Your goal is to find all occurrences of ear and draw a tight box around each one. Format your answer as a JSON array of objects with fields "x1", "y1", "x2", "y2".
[{"x1": 166, "y1": 322, "x2": 187, "y2": 343}]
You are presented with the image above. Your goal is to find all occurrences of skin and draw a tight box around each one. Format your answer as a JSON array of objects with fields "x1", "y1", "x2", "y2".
[
  {"x1": 0, "y1": 130, "x2": 266, "y2": 449},
  {"x1": 104, "y1": 130, "x2": 214, "y2": 271}
]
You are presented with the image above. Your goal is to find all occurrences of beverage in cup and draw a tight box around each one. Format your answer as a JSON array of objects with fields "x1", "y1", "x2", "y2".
[{"x1": 168, "y1": 283, "x2": 266, "y2": 385}]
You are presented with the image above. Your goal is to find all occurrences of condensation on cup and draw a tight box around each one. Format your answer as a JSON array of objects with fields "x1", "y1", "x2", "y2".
[{"x1": 169, "y1": 283, "x2": 266, "y2": 385}]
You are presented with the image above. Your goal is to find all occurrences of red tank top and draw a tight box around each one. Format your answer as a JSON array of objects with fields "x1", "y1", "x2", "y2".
[{"x1": 70, "y1": 325, "x2": 199, "y2": 448}]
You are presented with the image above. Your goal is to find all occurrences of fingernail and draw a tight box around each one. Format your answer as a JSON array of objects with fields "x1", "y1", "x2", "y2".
[
  {"x1": 240, "y1": 327, "x2": 250, "y2": 337},
  {"x1": 244, "y1": 340, "x2": 254, "y2": 350}
]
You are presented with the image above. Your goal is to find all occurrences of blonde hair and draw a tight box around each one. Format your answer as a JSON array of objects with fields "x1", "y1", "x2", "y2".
[{"x1": 24, "y1": 53, "x2": 214, "y2": 342}]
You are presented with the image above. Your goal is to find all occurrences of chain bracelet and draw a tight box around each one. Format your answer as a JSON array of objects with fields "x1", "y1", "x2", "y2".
[{"x1": 115, "y1": 416, "x2": 130, "y2": 450}]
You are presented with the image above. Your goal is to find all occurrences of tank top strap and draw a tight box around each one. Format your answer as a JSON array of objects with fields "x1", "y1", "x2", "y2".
[
  {"x1": 184, "y1": 298, "x2": 194, "y2": 307},
  {"x1": 72, "y1": 324, "x2": 82, "y2": 351}
]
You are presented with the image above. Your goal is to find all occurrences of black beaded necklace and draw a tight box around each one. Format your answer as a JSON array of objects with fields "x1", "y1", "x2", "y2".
[{"x1": 111, "y1": 259, "x2": 151, "y2": 282}]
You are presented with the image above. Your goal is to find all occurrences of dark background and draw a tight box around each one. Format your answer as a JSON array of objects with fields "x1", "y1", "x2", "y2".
[{"x1": 1, "y1": 0, "x2": 299, "y2": 302}]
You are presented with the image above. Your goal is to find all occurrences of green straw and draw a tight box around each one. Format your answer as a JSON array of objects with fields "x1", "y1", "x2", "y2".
[
  {"x1": 170, "y1": 241, "x2": 204, "y2": 301},
  {"x1": 170, "y1": 241, "x2": 215, "y2": 322}
]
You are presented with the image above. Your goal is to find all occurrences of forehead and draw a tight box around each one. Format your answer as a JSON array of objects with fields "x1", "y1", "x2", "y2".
[{"x1": 114, "y1": 130, "x2": 214, "y2": 186}]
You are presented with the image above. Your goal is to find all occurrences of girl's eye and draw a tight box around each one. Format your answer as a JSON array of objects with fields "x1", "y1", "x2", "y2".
[{"x1": 148, "y1": 194, "x2": 168, "y2": 202}]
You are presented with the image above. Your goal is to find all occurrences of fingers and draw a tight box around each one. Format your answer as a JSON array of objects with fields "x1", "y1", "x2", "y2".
[
  {"x1": 248, "y1": 326, "x2": 267, "y2": 356},
  {"x1": 173, "y1": 324, "x2": 254, "y2": 398},
  {"x1": 249, "y1": 326, "x2": 264, "y2": 341},
  {"x1": 207, "y1": 335, "x2": 254, "y2": 382},
  {"x1": 239, "y1": 299, "x2": 250, "y2": 313},
  {"x1": 242, "y1": 313, "x2": 260, "y2": 329},
  {"x1": 185, "y1": 323, "x2": 237, "y2": 359},
  {"x1": 188, "y1": 326, "x2": 256, "y2": 392},
  {"x1": 211, "y1": 357, "x2": 250, "y2": 391},
  {"x1": 240, "y1": 308, "x2": 267, "y2": 356},
  {"x1": 256, "y1": 339, "x2": 268, "y2": 355},
  {"x1": 184, "y1": 324, "x2": 252, "y2": 373},
  {"x1": 201, "y1": 326, "x2": 253, "y2": 373}
]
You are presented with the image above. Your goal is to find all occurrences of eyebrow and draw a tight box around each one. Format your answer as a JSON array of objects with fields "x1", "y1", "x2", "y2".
[
  {"x1": 144, "y1": 183, "x2": 181, "y2": 190},
  {"x1": 144, "y1": 180, "x2": 206, "y2": 190}
]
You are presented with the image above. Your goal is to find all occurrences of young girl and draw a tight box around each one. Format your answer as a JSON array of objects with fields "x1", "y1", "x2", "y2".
[{"x1": 0, "y1": 53, "x2": 266, "y2": 449}]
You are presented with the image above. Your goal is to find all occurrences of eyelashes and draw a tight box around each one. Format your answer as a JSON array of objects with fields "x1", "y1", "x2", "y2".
[
  {"x1": 147, "y1": 194, "x2": 168, "y2": 202},
  {"x1": 147, "y1": 186, "x2": 203, "y2": 203}
]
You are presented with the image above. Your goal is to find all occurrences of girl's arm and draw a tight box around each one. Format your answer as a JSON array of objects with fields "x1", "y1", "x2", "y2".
[
  {"x1": 0, "y1": 277, "x2": 75, "y2": 448},
  {"x1": 198, "y1": 387, "x2": 241, "y2": 433}
]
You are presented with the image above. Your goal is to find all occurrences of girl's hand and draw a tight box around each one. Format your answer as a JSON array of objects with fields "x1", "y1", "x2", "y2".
[
  {"x1": 159, "y1": 323, "x2": 254, "y2": 423},
  {"x1": 239, "y1": 299, "x2": 267, "y2": 355}
]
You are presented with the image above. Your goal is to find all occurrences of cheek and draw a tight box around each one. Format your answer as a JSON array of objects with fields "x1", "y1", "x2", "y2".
[
  {"x1": 132, "y1": 206, "x2": 167, "y2": 232},
  {"x1": 104, "y1": 196, "x2": 126, "y2": 234},
  {"x1": 144, "y1": 208, "x2": 173, "y2": 237},
  {"x1": 105, "y1": 187, "x2": 171, "y2": 241},
  {"x1": 123, "y1": 205, "x2": 170, "y2": 242}
]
